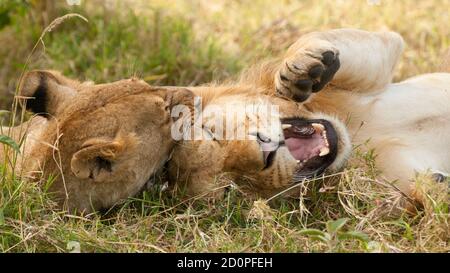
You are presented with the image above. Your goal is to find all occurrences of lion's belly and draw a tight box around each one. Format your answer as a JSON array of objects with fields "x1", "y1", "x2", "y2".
[{"x1": 356, "y1": 73, "x2": 450, "y2": 173}]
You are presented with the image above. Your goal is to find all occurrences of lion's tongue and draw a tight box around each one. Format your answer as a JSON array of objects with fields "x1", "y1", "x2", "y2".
[{"x1": 285, "y1": 133, "x2": 326, "y2": 161}]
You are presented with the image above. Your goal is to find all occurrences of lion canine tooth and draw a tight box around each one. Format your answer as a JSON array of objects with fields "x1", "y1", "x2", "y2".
[
  {"x1": 296, "y1": 160, "x2": 300, "y2": 164},
  {"x1": 282, "y1": 124, "x2": 292, "y2": 129},
  {"x1": 312, "y1": 123, "x2": 325, "y2": 131},
  {"x1": 319, "y1": 147, "x2": 330, "y2": 156}
]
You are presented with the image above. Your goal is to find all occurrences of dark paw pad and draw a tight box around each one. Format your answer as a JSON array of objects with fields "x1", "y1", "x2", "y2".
[
  {"x1": 311, "y1": 51, "x2": 340, "y2": 93},
  {"x1": 277, "y1": 49, "x2": 340, "y2": 102}
]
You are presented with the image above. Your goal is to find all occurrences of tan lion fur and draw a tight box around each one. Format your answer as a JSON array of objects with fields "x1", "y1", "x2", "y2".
[{"x1": 1, "y1": 72, "x2": 194, "y2": 213}]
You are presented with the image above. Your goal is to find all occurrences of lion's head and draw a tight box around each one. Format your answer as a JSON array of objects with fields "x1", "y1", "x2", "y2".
[
  {"x1": 168, "y1": 87, "x2": 351, "y2": 198},
  {"x1": 20, "y1": 70, "x2": 193, "y2": 212}
]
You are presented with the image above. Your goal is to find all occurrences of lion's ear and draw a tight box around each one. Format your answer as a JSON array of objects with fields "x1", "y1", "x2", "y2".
[
  {"x1": 162, "y1": 88, "x2": 196, "y2": 123},
  {"x1": 163, "y1": 88, "x2": 195, "y2": 111},
  {"x1": 70, "y1": 134, "x2": 138, "y2": 183},
  {"x1": 19, "y1": 70, "x2": 79, "y2": 117}
]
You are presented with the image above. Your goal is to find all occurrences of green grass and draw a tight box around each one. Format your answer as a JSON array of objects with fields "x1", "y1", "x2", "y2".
[
  {"x1": 0, "y1": 0, "x2": 449, "y2": 252},
  {"x1": 0, "y1": 0, "x2": 242, "y2": 110}
]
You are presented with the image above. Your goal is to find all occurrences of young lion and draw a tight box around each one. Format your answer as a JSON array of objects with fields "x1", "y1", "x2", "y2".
[
  {"x1": 167, "y1": 28, "x2": 450, "y2": 205},
  {"x1": 1, "y1": 71, "x2": 194, "y2": 213}
]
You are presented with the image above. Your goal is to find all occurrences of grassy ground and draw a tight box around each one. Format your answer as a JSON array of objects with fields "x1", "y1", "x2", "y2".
[{"x1": 0, "y1": 0, "x2": 449, "y2": 252}]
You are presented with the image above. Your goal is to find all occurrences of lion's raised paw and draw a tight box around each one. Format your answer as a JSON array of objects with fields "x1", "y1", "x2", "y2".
[{"x1": 276, "y1": 48, "x2": 340, "y2": 102}]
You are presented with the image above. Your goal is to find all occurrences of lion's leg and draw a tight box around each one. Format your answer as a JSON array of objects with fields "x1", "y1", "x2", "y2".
[
  {"x1": 274, "y1": 29, "x2": 405, "y2": 102},
  {"x1": 373, "y1": 142, "x2": 449, "y2": 208},
  {"x1": 0, "y1": 116, "x2": 48, "y2": 173}
]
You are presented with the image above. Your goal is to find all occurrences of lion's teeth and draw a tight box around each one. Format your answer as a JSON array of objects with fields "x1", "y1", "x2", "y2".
[
  {"x1": 319, "y1": 147, "x2": 330, "y2": 157},
  {"x1": 312, "y1": 123, "x2": 325, "y2": 132},
  {"x1": 282, "y1": 124, "x2": 292, "y2": 129},
  {"x1": 296, "y1": 160, "x2": 300, "y2": 164},
  {"x1": 321, "y1": 130, "x2": 329, "y2": 147}
]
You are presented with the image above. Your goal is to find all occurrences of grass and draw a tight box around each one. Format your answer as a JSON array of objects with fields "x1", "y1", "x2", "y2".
[{"x1": 0, "y1": 0, "x2": 449, "y2": 252}]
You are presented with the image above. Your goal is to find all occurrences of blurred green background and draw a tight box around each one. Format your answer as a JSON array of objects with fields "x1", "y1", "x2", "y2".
[{"x1": 0, "y1": 0, "x2": 449, "y2": 110}]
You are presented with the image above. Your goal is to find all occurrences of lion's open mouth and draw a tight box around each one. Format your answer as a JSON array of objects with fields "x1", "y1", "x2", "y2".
[
  {"x1": 283, "y1": 118, "x2": 338, "y2": 181},
  {"x1": 263, "y1": 118, "x2": 339, "y2": 182}
]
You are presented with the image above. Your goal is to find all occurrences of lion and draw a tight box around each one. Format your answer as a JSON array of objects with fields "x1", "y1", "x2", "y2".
[
  {"x1": 0, "y1": 70, "x2": 194, "y2": 213},
  {"x1": 167, "y1": 28, "x2": 450, "y2": 205},
  {"x1": 1, "y1": 28, "x2": 448, "y2": 212}
]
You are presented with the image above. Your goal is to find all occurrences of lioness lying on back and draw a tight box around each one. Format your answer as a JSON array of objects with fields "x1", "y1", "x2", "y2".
[
  {"x1": 167, "y1": 28, "x2": 450, "y2": 205},
  {"x1": 1, "y1": 28, "x2": 449, "y2": 213}
]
